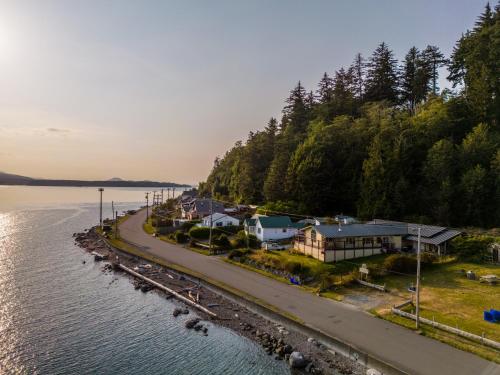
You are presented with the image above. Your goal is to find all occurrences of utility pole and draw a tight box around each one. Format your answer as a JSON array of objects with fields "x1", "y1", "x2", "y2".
[
  {"x1": 161, "y1": 189, "x2": 164, "y2": 204},
  {"x1": 415, "y1": 227, "x2": 422, "y2": 330},
  {"x1": 208, "y1": 194, "x2": 214, "y2": 254},
  {"x1": 98, "y1": 188, "x2": 104, "y2": 229},
  {"x1": 145, "y1": 192, "x2": 150, "y2": 223},
  {"x1": 111, "y1": 200, "x2": 115, "y2": 234},
  {"x1": 115, "y1": 211, "x2": 118, "y2": 239}
]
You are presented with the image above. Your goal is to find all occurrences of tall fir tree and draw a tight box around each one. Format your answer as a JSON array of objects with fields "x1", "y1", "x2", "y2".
[
  {"x1": 364, "y1": 42, "x2": 399, "y2": 103},
  {"x1": 316, "y1": 72, "x2": 334, "y2": 103},
  {"x1": 421, "y1": 45, "x2": 447, "y2": 95},
  {"x1": 350, "y1": 53, "x2": 365, "y2": 100}
]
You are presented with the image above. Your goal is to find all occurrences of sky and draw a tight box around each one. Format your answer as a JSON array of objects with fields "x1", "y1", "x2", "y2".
[{"x1": 0, "y1": 0, "x2": 487, "y2": 185}]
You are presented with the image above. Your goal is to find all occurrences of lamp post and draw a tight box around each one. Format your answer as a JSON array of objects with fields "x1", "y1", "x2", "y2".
[
  {"x1": 415, "y1": 227, "x2": 422, "y2": 329},
  {"x1": 98, "y1": 188, "x2": 104, "y2": 229},
  {"x1": 145, "y1": 192, "x2": 150, "y2": 223}
]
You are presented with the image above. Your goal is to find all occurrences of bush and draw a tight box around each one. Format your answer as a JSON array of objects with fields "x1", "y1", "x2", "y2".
[
  {"x1": 420, "y1": 252, "x2": 437, "y2": 265},
  {"x1": 284, "y1": 261, "x2": 310, "y2": 276},
  {"x1": 228, "y1": 248, "x2": 253, "y2": 260},
  {"x1": 222, "y1": 225, "x2": 243, "y2": 235},
  {"x1": 181, "y1": 220, "x2": 200, "y2": 232},
  {"x1": 174, "y1": 230, "x2": 188, "y2": 244},
  {"x1": 213, "y1": 234, "x2": 231, "y2": 249},
  {"x1": 383, "y1": 254, "x2": 417, "y2": 273},
  {"x1": 449, "y1": 235, "x2": 497, "y2": 261},
  {"x1": 188, "y1": 226, "x2": 211, "y2": 239},
  {"x1": 233, "y1": 230, "x2": 260, "y2": 249}
]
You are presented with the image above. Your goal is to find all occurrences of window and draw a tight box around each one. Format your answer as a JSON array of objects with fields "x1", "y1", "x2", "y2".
[
  {"x1": 282, "y1": 228, "x2": 287, "y2": 233},
  {"x1": 346, "y1": 237, "x2": 355, "y2": 245},
  {"x1": 257, "y1": 228, "x2": 261, "y2": 234},
  {"x1": 363, "y1": 238, "x2": 373, "y2": 245},
  {"x1": 216, "y1": 222, "x2": 222, "y2": 227},
  {"x1": 311, "y1": 230, "x2": 316, "y2": 242}
]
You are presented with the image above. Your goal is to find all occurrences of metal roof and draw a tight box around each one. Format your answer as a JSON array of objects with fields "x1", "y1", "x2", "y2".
[
  {"x1": 367, "y1": 219, "x2": 462, "y2": 245},
  {"x1": 406, "y1": 230, "x2": 462, "y2": 246},
  {"x1": 244, "y1": 218, "x2": 256, "y2": 226},
  {"x1": 257, "y1": 216, "x2": 293, "y2": 228},
  {"x1": 314, "y1": 224, "x2": 408, "y2": 238}
]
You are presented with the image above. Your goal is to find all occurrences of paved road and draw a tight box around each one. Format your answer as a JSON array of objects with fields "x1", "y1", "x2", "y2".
[{"x1": 120, "y1": 210, "x2": 499, "y2": 375}]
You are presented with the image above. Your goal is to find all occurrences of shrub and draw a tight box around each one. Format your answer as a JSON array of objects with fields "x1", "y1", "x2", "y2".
[
  {"x1": 233, "y1": 230, "x2": 260, "y2": 249},
  {"x1": 213, "y1": 234, "x2": 231, "y2": 249},
  {"x1": 188, "y1": 226, "x2": 211, "y2": 239},
  {"x1": 449, "y1": 235, "x2": 497, "y2": 261},
  {"x1": 383, "y1": 254, "x2": 417, "y2": 273},
  {"x1": 174, "y1": 230, "x2": 188, "y2": 244},
  {"x1": 181, "y1": 220, "x2": 200, "y2": 232},
  {"x1": 284, "y1": 261, "x2": 310, "y2": 276},
  {"x1": 222, "y1": 225, "x2": 243, "y2": 235},
  {"x1": 228, "y1": 249, "x2": 253, "y2": 260},
  {"x1": 420, "y1": 252, "x2": 437, "y2": 265},
  {"x1": 318, "y1": 273, "x2": 336, "y2": 291},
  {"x1": 338, "y1": 270, "x2": 357, "y2": 286}
]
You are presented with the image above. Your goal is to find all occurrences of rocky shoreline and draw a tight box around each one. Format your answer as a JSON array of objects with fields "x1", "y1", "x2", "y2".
[{"x1": 74, "y1": 228, "x2": 366, "y2": 375}]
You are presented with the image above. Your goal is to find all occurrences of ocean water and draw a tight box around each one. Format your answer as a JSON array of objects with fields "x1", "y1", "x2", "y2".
[{"x1": 0, "y1": 186, "x2": 289, "y2": 374}]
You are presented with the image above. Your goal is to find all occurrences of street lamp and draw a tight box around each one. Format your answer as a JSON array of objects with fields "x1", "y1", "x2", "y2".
[
  {"x1": 415, "y1": 227, "x2": 422, "y2": 329},
  {"x1": 98, "y1": 188, "x2": 104, "y2": 229}
]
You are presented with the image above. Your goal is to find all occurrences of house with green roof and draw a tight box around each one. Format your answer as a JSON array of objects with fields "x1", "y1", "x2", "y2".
[{"x1": 246, "y1": 215, "x2": 302, "y2": 242}]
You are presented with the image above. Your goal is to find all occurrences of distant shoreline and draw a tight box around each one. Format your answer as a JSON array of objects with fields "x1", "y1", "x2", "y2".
[{"x1": 0, "y1": 181, "x2": 191, "y2": 188}]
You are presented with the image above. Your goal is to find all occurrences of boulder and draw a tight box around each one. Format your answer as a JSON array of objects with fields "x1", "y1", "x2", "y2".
[
  {"x1": 185, "y1": 318, "x2": 200, "y2": 329},
  {"x1": 289, "y1": 351, "x2": 307, "y2": 369},
  {"x1": 173, "y1": 308, "x2": 183, "y2": 317}
]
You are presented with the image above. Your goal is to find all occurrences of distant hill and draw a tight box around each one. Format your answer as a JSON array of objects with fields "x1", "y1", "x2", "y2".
[{"x1": 0, "y1": 172, "x2": 190, "y2": 188}]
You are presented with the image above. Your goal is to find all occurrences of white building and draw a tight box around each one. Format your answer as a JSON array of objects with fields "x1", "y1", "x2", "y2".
[
  {"x1": 249, "y1": 216, "x2": 302, "y2": 242},
  {"x1": 201, "y1": 212, "x2": 240, "y2": 228}
]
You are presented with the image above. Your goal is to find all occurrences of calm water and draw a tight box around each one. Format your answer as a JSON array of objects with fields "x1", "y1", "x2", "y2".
[{"x1": 0, "y1": 186, "x2": 289, "y2": 374}]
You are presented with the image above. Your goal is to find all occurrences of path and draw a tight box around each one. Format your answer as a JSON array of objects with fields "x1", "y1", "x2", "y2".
[{"x1": 120, "y1": 209, "x2": 499, "y2": 375}]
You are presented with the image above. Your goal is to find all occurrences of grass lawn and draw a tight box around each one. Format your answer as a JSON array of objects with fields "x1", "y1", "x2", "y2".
[
  {"x1": 373, "y1": 260, "x2": 500, "y2": 342},
  {"x1": 229, "y1": 248, "x2": 500, "y2": 362}
]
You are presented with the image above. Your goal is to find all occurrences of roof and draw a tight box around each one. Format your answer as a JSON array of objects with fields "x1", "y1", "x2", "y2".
[
  {"x1": 192, "y1": 199, "x2": 225, "y2": 214},
  {"x1": 202, "y1": 212, "x2": 238, "y2": 222},
  {"x1": 406, "y1": 230, "x2": 462, "y2": 246},
  {"x1": 313, "y1": 224, "x2": 408, "y2": 238},
  {"x1": 244, "y1": 218, "x2": 256, "y2": 226},
  {"x1": 368, "y1": 219, "x2": 462, "y2": 245},
  {"x1": 257, "y1": 216, "x2": 293, "y2": 229}
]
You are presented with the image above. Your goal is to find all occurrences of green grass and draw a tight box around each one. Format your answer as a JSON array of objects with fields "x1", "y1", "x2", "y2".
[
  {"x1": 226, "y1": 248, "x2": 500, "y2": 362},
  {"x1": 143, "y1": 219, "x2": 155, "y2": 235},
  {"x1": 371, "y1": 309, "x2": 500, "y2": 364},
  {"x1": 374, "y1": 260, "x2": 500, "y2": 341}
]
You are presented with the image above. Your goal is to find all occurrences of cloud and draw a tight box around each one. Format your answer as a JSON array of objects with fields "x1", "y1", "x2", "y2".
[{"x1": 46, "y1": 127, "x2": 70, "y2": 133}]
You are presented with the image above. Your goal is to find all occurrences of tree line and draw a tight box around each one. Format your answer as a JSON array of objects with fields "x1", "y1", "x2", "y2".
[{"x1": 200, "y1": 4, "x2": 500, "y2": 228}]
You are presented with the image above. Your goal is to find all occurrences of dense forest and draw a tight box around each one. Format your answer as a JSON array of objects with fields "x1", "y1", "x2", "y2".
[{"x1": 200, "y1": 4, "x2": 500, "y2": 228}]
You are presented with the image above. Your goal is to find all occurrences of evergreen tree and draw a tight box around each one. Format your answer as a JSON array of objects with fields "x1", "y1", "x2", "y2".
[
  {"x1": 201, "y1": 5, "x2": 500, "y2": 228},
  {"x1": 421, "y1": 45, "x2": 447, "y2": 95},
  {"x1": 364, "y1": 42, "x2": 399, "y2": 103},
  {"x1": 448, "y1": 3, "x2": 499, "y2": 124},
  {"x1": 350, "y1": 53, "x2": 365, "y2": 100},
  {"x1": 400, "y1": 47, "x2": 431, "y2": 112},
  {"x1": 316, "y1": 72, "x2": 334, "y2": 103}
]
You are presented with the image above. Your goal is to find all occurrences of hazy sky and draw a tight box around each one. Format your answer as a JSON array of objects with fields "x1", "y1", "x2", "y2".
[{"x1": 0, "y1": 0, "x2": 486, "y2": 184}]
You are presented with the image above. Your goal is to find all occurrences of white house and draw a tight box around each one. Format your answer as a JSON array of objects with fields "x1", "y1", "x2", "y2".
[
  {"x1": 251, "y1": 216, "x2": 302, "y2": 242},
  {"x1": 201, "y1": 212, "x2": 240, "y2": 228}
]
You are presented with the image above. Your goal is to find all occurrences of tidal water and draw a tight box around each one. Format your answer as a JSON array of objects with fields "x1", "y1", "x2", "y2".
[{"x1": 0, "y1": 186, "x2": 289, "y2": 374}]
